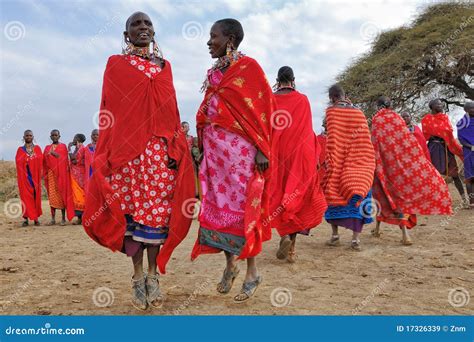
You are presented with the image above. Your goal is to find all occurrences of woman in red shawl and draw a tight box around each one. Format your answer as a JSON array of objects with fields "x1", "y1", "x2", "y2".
[
  {"x1": 83, "y1": 12, "x2": 194, "y2": 311},
  {"x1": 15, "y1": 130, "x2": 43, "y2": 226},
  {"x1": 43, "y1": 129, "x2": 75, "y2": 226},
  {"x1": 323, "y1": 85, "x2": 375, "y2": 251},
  {"x1": 317, "y1": 118, "x2": 327, "y2": 187},
  {"x1": 400, "y1": 112, "x2": 430, "y2": 161},
  {"x1": 270, "y1": 66, "x2": 327, "y2": 263},
  {"x1": 83, "y1": 129, "x2": 98, "y2": 191},
  {"x1": 181, "y1": 121, "x2": 200, "y2": 198},
  {"x1": 191, "y1": 19, "x2": 273, "y2": 303},
  {"x1": 421, "y1": 98, "x2": 467, "y2": 204},
  {"x1": 68, "y1": 133, "x2": 86, "y2": 225},
  {"x1": 371, "y1": 97, "x2": 453, "y2": 245}
]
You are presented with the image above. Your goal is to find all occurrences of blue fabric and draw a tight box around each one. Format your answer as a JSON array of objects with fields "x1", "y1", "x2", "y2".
[
  {"x1": 324, "y1": 190, "x2": 374, "y2": 224},
  {"x1": 457, "y1": 114, "x2": 474, "y2": 180},
  {"x1": 88, "y1": 145, "x2": 95, "y2": 177},
  {"x1": 125, "y1": 215, "x2": 168, "y2": 242},
  {"x1": 22, "y1": 147, "x2": 36, "y2": 199},
  {"x1": 199, "y1": 226, "x2": 245, "y2": 256}
]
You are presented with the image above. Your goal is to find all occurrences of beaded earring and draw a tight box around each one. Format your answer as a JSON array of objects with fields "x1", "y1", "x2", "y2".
[
  {"x1": 152, "y1": 39, "x2": 163, "y2": 59},
  {"x1": 226, "y1": 41, "x2": 234, "y2": 57},
  {"x1": 122, "y1": 36, "x2": 133, "y2": 55}
]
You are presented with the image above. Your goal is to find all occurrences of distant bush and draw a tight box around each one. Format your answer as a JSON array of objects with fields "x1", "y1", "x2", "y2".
[{"x1": 0, "y1": 161, "x2": 18, "y2": 201}]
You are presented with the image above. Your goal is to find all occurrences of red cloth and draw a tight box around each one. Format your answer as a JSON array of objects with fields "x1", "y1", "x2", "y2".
[
  {"x1": 15, "y1": 145, "x2": 43, "y2": 220},
  {"x1": 413, "y1": 126, "x2": 431, "y2": 161},
  {"x1": 323, "y1": 102, "x2": 375, "y2": 205},
  {"x1": 83, "y1": 55, "x2": 195, "y2": 274},
  {"x1": 316, "y1": 134, "x2": 327, "y2": 186},
  {"x1": 84, "y1": 143, "x2": 95, "y2": 191},
  {"x1": 270, "y1": 91, "x2": 327, "y2": 236},
  {"x1": 43, "y1": 143, "x2": 75, "y2": 220},
  {"x1": 371, "y1": 108, "x2": 453, "y2": 216},
  {"x1": 191, "y1": 56, "x2": 275, "y2": 260},
  {"x1": 70, "y1": 145, "x2": 86, "y2": 188},
  {"x1": 421, "y1": 113, "x2": 463, "y2": 159}
]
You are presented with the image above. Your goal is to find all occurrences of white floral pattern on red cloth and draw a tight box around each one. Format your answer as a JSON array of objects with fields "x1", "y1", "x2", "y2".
[
  {"x1": 123, "y1": 54, "x2": 162, "y2": 79},
  {"x1": 109, "y1": 136, "x2": 176, "y2": 227},
  {"x1": 108, "y1": 55, "x2": 175, "y2": 229}
]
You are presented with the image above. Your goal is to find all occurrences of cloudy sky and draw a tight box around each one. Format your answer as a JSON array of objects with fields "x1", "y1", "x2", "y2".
[{"x1": 1, "y1": 0, "x2": 432, "y2": 160}]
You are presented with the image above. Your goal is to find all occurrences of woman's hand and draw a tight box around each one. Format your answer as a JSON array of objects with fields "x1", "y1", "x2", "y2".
[
  {"x1": 255, "y1": 149, "x2": 269, "y2": 173},
  {"x1": 196, "y1": 152, "x2": 204, "y2": 165}
]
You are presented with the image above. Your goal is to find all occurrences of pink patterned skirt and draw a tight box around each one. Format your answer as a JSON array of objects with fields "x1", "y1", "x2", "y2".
[{"x1": 198, "y1": 125, "x2": 256, "y2": 255}]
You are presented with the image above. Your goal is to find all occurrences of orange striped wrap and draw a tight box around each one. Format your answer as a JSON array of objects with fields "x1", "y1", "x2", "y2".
[{"x1": 323, "y1": 102, "x2": 375, "y2": 206}]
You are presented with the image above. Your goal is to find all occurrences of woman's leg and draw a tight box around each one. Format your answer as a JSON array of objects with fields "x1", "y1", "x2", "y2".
[
  {"x1": 351, "y1": 231, "x2": 361, "y2": 251},
  {"x1": 245, "y1": 257, "x2": 258, "y2": 282},
  {"x1": 225, "y1": 251, "x2": 237, "y2": 270},
  {"x1": 147, "y1": 246, "x2": 159, "y2": 275},
  {"x1": 326, "y1": 224, "x2": 340, "y2": 246},
  {"x1": 401, "y1": 225, "x2": 412, "y2": 245},
  {"x1": 287, "y1": 233, "x2": 297, "y2": 263},
  {"x1": 217, "y1": 251, "x2": 239, "y2": 294},
  {"x1": 131, "y1": 247, "x2": 147, "y2": 310},
  {"x1": 60, "y1": 209, "x2": 66, "y2": 225},
  {"x1": 146, "y1": 246, "x2": 163, "y2": 307},
  {"x1": 452, "y1": 176, "x2": 467, "y2": 201},
  {"x1": 233, "y1": 257, "x2": 261, "y2": 302},
  {"x1": 466, "y1": 180, "x2": 474, "y2": 206},
  {"x1": 132, "y1": 248, "x2": 144, "y2": 280},
  {"x1": 50, "y1": 207, "x2": 56, "y2": 224},
  {"x1": 276, "y1": 235, "x2": 292, "y2": 260},
  {"x1": 372, "y1": 220, "x2": 382, "y2": 237}
]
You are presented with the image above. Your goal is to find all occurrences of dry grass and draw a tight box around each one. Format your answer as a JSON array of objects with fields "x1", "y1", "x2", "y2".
[{"x1": 0, "y1": 161, "x2": 18, "y2": 202}]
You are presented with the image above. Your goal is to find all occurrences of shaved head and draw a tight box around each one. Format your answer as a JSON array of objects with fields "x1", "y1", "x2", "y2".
[{"x1": 376, "y1": 96, "x2": 392, "y2": 109}]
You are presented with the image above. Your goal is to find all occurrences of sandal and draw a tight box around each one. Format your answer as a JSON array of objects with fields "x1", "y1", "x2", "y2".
[
  {"x1": 286, "y1": 238, "x2": 297, "y2": 263},
  {"x1": 131, "y1": 275, "x2": 148, "y2": 311},
  {"x1": 217, "y1": 266, "x2": 240, "y2": 294},
  {"x1": 72, "y1": 218, "x2": 82, "y2": 225},
  {"x1": 233, "y1": 276, "x2": 262, "y2": 303},
  {"x1": 34, "y1": 221, "x2": 40, "y2": 226},
  {"x1": 21, "y1": 221, "x2": 28, "y2": 227},
  {"x1": 287, "y1": 251, "x2": 297, "y2": 263},
  {"x1": 146, "y1": 273, "x2": 164, "y2": 308},
  {"x1": 326, "y1": 235, "x2": 340, "y2": 246},
  {"x1": 47, "y1": 220, "x2": 56, "y2": 226},
  {"x1": 350, "y1": 239, "x2": 361, "y2": 251},
  {"x1": 59, "y1": 220, "x2": 67, "y2": 226},
  {"x1": 401, "y1": 236, "x2": 413, "y2": 246},
  {"x1": 276, "y1": 236, "x2": 291, "y2": 260}
]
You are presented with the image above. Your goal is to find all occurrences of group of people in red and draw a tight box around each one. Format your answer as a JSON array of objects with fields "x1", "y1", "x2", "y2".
[
  {"x1": 15, "y1": 12, "x2": 474, "y2": 310},
  {"x1": 15, "y1": 129, "x2": 99, "y2": 226}
]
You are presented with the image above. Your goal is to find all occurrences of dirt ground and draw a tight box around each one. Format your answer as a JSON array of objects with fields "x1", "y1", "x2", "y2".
[{"x1": 0, "y1": 184, "x2": 473, "y2": 316}]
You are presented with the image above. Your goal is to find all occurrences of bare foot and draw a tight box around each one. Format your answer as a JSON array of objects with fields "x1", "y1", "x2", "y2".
[
  {"x1": 401, "y1": 236, "x2": 413, "y2": 246},
  {"x1": 371, "y1": 229, "x2": 381, "y2": 238},
  {"x1": 276, "y1": 236, "x2": 291, "y2": 260},
  {"x1": 326, "y1": 235, "x2": 340, "y2": 247}
]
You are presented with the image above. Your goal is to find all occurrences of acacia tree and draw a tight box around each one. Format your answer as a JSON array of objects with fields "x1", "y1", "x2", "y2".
[{"x1": 338, "y1": 2, "x2": 474, "y2": 119}]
